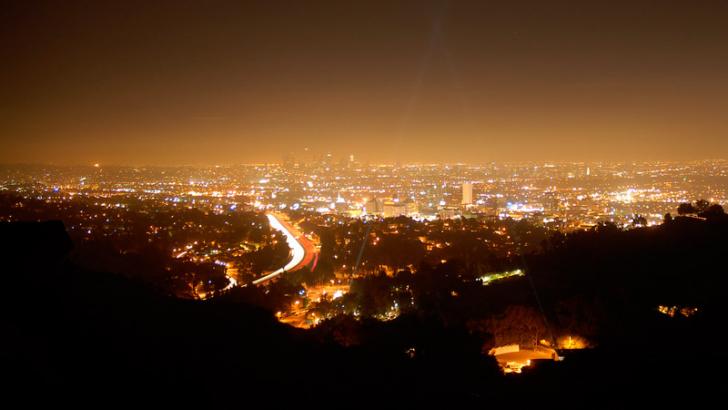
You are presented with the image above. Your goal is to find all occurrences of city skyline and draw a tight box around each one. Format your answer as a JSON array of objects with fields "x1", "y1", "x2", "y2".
[
  {"x1": 4, "y1": 159, "x2": 725, "y2": 229},
  {"x1": 3, "y1": 154, "x2": 728, "y2": 168}
]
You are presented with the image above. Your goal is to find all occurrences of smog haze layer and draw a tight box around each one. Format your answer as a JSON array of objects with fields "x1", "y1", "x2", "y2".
[{"x1": 2, "y1": 1, "x2": 728, "y2": 165}]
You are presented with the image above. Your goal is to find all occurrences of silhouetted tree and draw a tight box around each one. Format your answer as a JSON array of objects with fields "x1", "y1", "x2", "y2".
[
  {"x1": 596, "y1": 221, "x2": 619, "y2": 233},
  {"x1": 695, "y1": 199, "x2": 710, "y2": 212},
  {"x1": 632, "y1": 215, "x2": 647, "y2": 227},
  {"x1": 699, "y1": 203, "x2": 725, "y2": 219},
  {"x1": 677, "y1": 203, "x2": 698, "y2": 215},
  {"x1": 487, "y1": 305, "x2": 547, "y2": 347}
]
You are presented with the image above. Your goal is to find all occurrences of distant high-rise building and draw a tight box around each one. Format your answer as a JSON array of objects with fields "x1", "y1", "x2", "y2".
[
  {"x1": 439, "y1": 207, "x2": 459, "y2": 219},
  {"x1": 282, "y1": 153, "x2": 295, "y2": 169},
  {"x1": 382, "y1": 201, "x2": 407, "y2": 218},
  {"x1": 365, "y1": 198, "x2": 384, "y2": 216},
  {"x1": 404, "y1": 199, "x2": 418, "y2": 216},
  {"x1": 462, "y1": 182, "x2": 473, "y2": 205}
]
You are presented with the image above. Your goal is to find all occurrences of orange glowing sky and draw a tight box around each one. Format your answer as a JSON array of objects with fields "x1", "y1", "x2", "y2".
[{"x1": 2, "y1": 1, "x2": 728, "y2": 165}]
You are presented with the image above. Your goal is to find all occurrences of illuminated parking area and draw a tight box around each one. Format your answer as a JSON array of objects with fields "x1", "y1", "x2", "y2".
[{"x1": 489, "y1": 345, "x2": 559, "y2": 374}]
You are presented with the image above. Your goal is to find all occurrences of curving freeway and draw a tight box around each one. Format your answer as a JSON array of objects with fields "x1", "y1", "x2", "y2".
[{"x1": 252, "y1": 213, "x2": 314, "y2": 285}]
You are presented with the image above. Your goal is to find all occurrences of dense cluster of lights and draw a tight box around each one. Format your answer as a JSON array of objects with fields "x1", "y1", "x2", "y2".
[
  {"x1": 2, "y1": 159, "x2": 725, "y2": 231},
  {"x1": 477, "y1": 268, "x2": 525, "y2": 285},
  {"x1": 657, "y1": 305, "x2": 699, "y2": 318}
]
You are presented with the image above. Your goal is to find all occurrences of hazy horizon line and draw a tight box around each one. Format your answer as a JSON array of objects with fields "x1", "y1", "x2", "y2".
[{"x1": 1, "y1": 159, "x2": 726, "y2": 169}]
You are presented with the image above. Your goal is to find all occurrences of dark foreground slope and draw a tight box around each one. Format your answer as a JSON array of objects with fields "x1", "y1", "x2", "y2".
[
  {"x1": 1, "y1": 220, "x2": 727, "y2": 407},
  {"x1": 0, "y1": 221, "x2": 501, "y2": 406}
]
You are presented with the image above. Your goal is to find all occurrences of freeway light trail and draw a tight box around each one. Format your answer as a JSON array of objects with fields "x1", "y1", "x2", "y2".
[
  {"x1": 222, "y1": 275, "x2": 237, "y2": 291},
  {"x1": 252, "y1": 213, "x2": 306, "y2": 285}
]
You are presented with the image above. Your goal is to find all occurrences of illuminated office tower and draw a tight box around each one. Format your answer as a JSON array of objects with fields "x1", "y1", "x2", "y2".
[{"x1": 462, "y1": 182, "x2": 473, "y2": 205}]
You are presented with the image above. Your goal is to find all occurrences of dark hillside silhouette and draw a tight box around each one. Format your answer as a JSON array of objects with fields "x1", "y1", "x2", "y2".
[{"x1": 2, "y1": 216, "x2": 727, "y2": 406}]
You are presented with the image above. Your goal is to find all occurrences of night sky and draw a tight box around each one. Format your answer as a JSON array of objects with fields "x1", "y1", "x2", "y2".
[{"x1": 2, "y1": 1, "x2": 728, "y2": 165}]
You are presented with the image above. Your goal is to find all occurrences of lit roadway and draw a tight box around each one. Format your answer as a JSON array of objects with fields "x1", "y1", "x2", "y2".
[{"x1": 252, "y1": 213, "x2": 314, "y2": 285}]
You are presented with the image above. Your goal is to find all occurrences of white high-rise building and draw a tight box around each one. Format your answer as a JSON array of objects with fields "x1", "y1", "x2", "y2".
[{"x1": 462, "y1": 182, "x2": 473, "y2": 205}]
